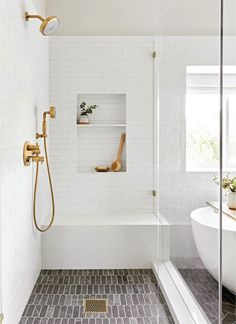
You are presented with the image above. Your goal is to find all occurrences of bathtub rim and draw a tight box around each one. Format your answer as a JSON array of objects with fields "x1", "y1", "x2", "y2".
[{"x1": 191, "y1": 206, "x2": 236, "y2": 232}]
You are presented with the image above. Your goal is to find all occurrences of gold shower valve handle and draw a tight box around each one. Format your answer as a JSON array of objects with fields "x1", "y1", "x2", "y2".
[
  {"x1": 32, "y1": 156, "x2": 44, "y2": 163},
  {"x1": 27, "y1": 144, "x2": 35, "y2": 150},
  {"x1": 27, "y1": 143, "x2": 40, "y2": 155},
  {"x1": 23, "y1": 141, "x2": 44, "y2": 166}
]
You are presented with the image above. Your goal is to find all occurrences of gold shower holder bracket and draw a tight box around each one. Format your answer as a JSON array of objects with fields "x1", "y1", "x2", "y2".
[{"x1": 23, "y1": 141, "x2": 44, "y2": 166}]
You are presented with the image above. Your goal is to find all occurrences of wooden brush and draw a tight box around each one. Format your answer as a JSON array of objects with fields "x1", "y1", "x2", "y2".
[{"x1": 111, "y1": 133, "x2": 126, "y2": 172}]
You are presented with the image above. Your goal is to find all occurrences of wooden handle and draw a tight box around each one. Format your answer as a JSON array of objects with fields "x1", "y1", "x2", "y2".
[{"x1": 116, "y1": 133, "x2": 126, "y2": 161}]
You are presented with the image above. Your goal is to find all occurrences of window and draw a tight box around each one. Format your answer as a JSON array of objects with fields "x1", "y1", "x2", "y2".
[{"x1": 186, "y1": 66, "x2": 236, "y2": 171}]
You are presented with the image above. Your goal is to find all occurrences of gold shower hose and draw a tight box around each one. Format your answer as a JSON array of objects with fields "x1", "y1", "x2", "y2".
[{"x1": 33, "y1": 137, "x2": 55, "y2": 232}]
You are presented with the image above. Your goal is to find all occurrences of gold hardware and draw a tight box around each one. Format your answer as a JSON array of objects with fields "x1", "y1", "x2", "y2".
[
  {"x1": 23, "y1": 106, "x2": 56, "y2": 232},
  {"x1": 33, "y1": 137, "x2": 55, "y2": 232},
  {"x1": 32, "y1": 156, "x2": 44, "y2": 163},
  {"x1": 25, "y1": 12, "x2": 44, "y2": 22},
  {"x1": 34, "y1": 107, "x2": 56, "y2": 232},
  {"x1": 23, "y1": 142, "x2": 43, "y2": 166},
  {"x1": 43, "y1": 120, "x2": 47, "y2": 137},
  {"x1": 36, "y1": 132, "x2": 43, "y2": 139},
  {"x1": 27, "y1": 144, "x2": 39, "y2": 152},
  {"x1": 153, "y1": 51, "x2": 157, "y2": 58},
  {"x1": 84, "y1": 299, "x2": 108, "y2": 313},
  {"x1": 37, "y1": 107, "x2": 56, "y2": 138},
  {"x1": 49, "y1": 106, "x2": 56, "y2": 119},
  {"x1": 152, "y1": 190, "x2": 157, "y2": 197},
  {"x1": 25, "y1": 12, "x2": 60, "y2": 36}
]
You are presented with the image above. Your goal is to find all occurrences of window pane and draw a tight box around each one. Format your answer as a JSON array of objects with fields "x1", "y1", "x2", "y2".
[
  {"x1": 186, "y1": 94, "x2": 219, "y2": 170},
  {"x1": 228, "y1": 95, "x2": 236, "y2": 165}
]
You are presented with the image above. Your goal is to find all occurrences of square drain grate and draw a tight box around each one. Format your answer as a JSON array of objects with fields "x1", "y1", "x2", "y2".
[{"x1": 84, "y1": 299, "x2": 108, "y2": 313}]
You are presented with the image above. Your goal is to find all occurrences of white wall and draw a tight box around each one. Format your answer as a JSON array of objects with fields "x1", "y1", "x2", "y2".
[
  {"x1": 0, "y1": 0, "x2": 49, "y2": 323},
  {"x1": 49, "y1": 36, "x2": 155, "y2": 217},
  {"x1": 32, "y1": 0, "x2": 46, "y2": 14}
]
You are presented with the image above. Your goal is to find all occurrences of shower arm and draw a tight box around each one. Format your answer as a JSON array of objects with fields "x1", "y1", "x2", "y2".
[{"x1": 25, "y1": 12, "x2": 44, "y2": 22}]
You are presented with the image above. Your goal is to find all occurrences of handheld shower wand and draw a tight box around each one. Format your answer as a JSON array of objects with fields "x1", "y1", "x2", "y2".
[{"x1": 23, "y1": 106, "x2": 56, "y2": 232}]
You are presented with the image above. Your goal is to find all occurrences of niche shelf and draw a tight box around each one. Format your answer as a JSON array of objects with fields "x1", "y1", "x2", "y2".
[{"x1": 76, "y1": 93, "x2": 127, "y2": 173}]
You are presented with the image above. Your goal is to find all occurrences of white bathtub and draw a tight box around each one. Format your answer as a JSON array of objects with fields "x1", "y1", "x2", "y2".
[
  {"x1": 42, "y1": 212, "x2": 160, "y2": 269},
  {"x1": 191, "y1": 207, "x2": 236, "y2": 293}
]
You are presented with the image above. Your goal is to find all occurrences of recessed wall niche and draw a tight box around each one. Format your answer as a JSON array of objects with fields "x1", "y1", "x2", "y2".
[{"x1": 76, "y1": 93, "x2": 127, "y2": 173}]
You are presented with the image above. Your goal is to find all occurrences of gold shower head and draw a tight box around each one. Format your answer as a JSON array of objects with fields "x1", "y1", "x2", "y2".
[{"x1": 25, "y1": 12, "x2": 60, "y2": 36}]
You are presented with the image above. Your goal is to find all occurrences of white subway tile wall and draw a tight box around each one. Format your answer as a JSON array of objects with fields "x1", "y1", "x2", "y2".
[
  {"x1": 77, "y1": 127, "x2": 127, "y2": 173},
  {"x1": 0, "y1": 1, "x2": 48, "y2": 323},
  {"x1": 49, "y1": 36, "x2": 156, "y2": 218},
  {"x1": 77, "y1": 93, "x2": 126, "y2": 125}
]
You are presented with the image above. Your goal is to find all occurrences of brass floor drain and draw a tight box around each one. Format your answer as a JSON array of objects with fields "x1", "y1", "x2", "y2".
[{"x1": 84, "y1": 299, "x2": 108, "y2": 313}]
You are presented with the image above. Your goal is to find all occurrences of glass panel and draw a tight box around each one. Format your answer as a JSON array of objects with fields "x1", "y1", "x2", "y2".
[
  {"x1": 157, "y1": 0, "x2": 222, "y2": 322},
  {"x1": 222, "y1": 0, "x2": 236, "y2": 322},
  {"x1": 186, "y1": 93, "x2": 219, "y2": 170}
]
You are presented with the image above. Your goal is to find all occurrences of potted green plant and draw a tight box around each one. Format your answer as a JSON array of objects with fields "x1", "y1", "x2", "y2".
[
  {"x1": 213, "y1": 174, "x2": 236, "y2": 210},
  {"x1": 78, "y1": 101, "x2": 98, "y2": 124}
]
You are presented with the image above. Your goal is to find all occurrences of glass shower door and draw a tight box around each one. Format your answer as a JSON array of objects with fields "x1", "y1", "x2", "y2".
[
  {"x1": 221, "y1": 0, "x2": 236, "y2": 322},
  {"x1": 156, "y1": 0, "x2": 222, "y2": 322}
]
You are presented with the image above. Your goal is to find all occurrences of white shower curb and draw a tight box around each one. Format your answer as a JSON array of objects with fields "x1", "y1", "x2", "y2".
[{"x1": 152, "y1": 261, "x2": 210, "y2": 324}]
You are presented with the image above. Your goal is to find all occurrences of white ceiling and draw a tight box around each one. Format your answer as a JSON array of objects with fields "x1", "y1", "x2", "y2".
[{"x1": 46, "y1": 0, "x2": 236, "y2": 36}]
